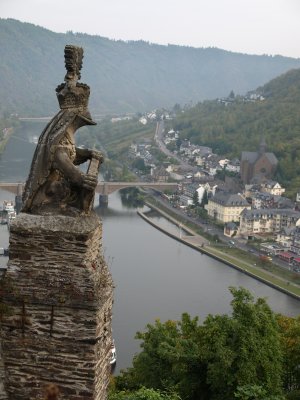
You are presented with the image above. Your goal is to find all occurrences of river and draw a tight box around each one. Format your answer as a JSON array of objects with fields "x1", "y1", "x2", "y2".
[{"x1": 0, "y1": 122, "x2": 299, "y2": 373}]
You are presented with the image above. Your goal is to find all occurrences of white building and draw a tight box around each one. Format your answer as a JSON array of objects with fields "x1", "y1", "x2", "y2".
[
  {"x1": 261, "y1": 181, "x2": 285, "y2": 196},
  {"x1": 240, "y1": 209, "x2": 300, "y2": 237},
  {"x1": 205, "y1": 192, "x2": 250, "y2": 223}
]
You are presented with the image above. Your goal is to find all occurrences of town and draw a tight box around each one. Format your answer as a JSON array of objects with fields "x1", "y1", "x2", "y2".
[{"x1": 123, "y1": 108, "x2": 300, "y2": 274}]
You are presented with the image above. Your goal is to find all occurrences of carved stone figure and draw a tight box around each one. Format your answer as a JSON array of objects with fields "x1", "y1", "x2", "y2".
[{"x1": 22, "y1": 45, "x2": 103, "y2": 215}]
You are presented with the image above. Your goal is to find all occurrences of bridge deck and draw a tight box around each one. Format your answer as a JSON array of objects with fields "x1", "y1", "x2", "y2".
[{"x1": 0, "y1": 182, "x2": 178, "y2": 195}]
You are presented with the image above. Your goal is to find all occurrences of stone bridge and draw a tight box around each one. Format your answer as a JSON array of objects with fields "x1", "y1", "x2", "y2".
[
  {"x1": 0, "y1": 181, "x2": 178, "y2": 206},
  {"x1": 96, "y1": 181, "x2": 178, "y2": 195},
  {"x1": 0, "y1": 183, "x2": 24, "y2": 196}
]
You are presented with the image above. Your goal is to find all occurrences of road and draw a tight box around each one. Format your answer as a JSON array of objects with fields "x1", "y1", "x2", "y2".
[{"x1": 154, "y1": 121, "x2": 192, "y2": 169}]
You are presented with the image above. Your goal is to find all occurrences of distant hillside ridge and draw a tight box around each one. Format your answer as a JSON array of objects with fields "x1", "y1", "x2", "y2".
[
  {"x1": 1, "y1": 18, "x2": 300, "y2": 116},
  {"x1": 170, "y1": 68, "x2": 300, "y2": 196}
]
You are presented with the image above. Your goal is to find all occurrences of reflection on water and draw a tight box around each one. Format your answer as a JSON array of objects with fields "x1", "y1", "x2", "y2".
[{"x1": 144, "y1": 209, "x2": 192, "y2": 236}]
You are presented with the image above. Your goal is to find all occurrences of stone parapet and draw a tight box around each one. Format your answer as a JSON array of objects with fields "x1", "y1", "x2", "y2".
[{"x1": 0, "y1": 212, "x2": 113, "y2": 399}]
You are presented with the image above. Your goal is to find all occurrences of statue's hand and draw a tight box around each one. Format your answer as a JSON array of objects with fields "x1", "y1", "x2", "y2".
[
  {"x1": 81, "y1": 174, "x2": 98, "y2": 191},
  {"x1": 90, "y1": 150, "x2": 104, "y2": 162}
]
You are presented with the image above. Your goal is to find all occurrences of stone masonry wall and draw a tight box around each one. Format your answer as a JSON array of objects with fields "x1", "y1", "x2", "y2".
[
  {"x1": 0, "y1": 212, "x2": 113, "y2": 399},
  {"x1": 0, "y1": 342, "x2": 8, "y2": 400}
]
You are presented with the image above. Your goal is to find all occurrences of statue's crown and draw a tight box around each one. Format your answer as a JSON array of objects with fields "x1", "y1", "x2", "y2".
[
  {"x1": 56, "y1": 45, "x2": 90, "y2": 110},
  {"x1": 56, "y1": 82, "x2": 90, "y2": 110}
]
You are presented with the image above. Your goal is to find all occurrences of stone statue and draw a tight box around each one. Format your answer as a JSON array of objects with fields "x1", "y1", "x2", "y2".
[{"x1": 22, "y1": 45, "x2": 103, "y2": 215}]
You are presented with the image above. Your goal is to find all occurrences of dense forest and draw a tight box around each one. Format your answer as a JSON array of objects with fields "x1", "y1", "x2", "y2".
[
  {"x1": 169, "y1": 68, "x2": 300, "y2": 196},
  {"x1": 1, "y1": 19, "x2": 300, "y2": 116},
  {"x1": 109, "y1": 288, "x2": 300, "y2": 400}
]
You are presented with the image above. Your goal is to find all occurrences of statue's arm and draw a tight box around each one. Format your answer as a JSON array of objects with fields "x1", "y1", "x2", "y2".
[
  {"x1": 53, "y1": 148, "x2": 98, "y2": 190},
  {"x1": 74, "y1": 147, "x2": 103, "y2": 165}
]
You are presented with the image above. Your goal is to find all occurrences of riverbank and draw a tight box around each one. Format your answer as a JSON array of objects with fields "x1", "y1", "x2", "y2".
[{"x1": 140, "y1": 202, "x2": 300, "y2": 300}]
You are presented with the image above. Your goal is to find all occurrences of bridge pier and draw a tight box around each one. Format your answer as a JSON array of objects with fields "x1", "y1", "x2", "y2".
[
  {"x1": 14, "y1": 195, "x2": 22, "y2": 214},
  {"x1": 98, "y1": 182, "x2": 108, "y2": 207},
  {"x1": 15, "y1": 184, "x2": 23, "y2": 214},
  {"x1": 99, "y1": 194, "x2": 108, "y2": 207}
]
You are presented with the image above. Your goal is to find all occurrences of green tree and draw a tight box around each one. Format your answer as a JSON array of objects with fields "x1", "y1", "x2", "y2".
[
  {"x1": 234, "y1": 384, "x2": 284, "y2": 400},
  {"x1": 115, "y1": 314, "x2": 210, "y2": 400},
  {"x1": 228, "y1": 90, "x2": 235, "y2": 99},
  {"x1": 276, "y1": 315, "x2": 300, "y2": 393},
  {"x1": 202, "y1": 287, "x2": 283, "y2": 400},
  {"x1": 109, "y1": 387, "x2": 180, "y2": 400},
  {"x1": 132, "y1": 158, "x2": 150, "y2": 174},
  {"x1": 200, "y1": 190, "x2": 208, "y2": 207},
  {"x1": 115, "y1": 288, "x2": 283, "y2": 400},
  {"x1": 192, "y1": 190, "x2": 199, "y2": 207}
]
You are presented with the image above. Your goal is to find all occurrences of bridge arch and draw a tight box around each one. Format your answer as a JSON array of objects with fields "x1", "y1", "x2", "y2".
[
  {"x1": 0, "y1": 181, "x2": 178, "y2": 207},
  {"x1": 96, "y1": 182, "x2": 178, "y2": 206}
]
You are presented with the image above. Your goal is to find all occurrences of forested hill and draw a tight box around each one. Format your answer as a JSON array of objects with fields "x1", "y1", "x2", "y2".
[
  {"x1": 171, "y1": 68, "x2": 300, "y2": 195},
  {"x1": 1, "y1": 18, "x2": 300, "y2": 117}
]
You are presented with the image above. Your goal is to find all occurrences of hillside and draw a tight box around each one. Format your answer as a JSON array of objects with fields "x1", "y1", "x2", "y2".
[
  {"x1": 1, "y1": 18, "x2": 300, "y2": 116},
  {"x1": 170, "y1": 68, "x2": 300, "y2": 195}
]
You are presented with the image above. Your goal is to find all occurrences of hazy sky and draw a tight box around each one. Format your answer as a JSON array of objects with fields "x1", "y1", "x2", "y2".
[{"x1": 1, "y1": 0, "x2": 300, "y2": 58}]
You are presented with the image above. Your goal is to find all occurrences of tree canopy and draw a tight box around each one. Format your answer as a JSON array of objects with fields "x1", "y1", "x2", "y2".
[{"x1": 113, "y1": 287, "x2": 292, "y2": 400}]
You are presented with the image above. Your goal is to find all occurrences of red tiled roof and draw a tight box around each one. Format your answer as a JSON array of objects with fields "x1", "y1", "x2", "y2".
[{"x1": 279, "y1": 252, "x2": 294, "y2": 259}]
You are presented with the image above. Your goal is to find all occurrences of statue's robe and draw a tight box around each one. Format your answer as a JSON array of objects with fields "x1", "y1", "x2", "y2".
[{"x1": 22, "y1": 109, "x2": 79, "y2": 213}]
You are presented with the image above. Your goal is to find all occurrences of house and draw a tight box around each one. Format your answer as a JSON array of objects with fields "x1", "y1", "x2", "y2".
[
  {"x1": 290, "y1": 226, "x2": 300, "y2": 255},
  {"x1": 139, "y1": 117, "x2": 147, "y2": 125},
  {"x1": 247, "y1": 189, "x2": 293, "y2": 210},
  {"x1": 166, "y1": 165, "x2": 196, "y2": 182},
  {"x1": 169, "y1": 171, "x2": 185, "y2": 181},
  {"x1": 240, "y1": 138, "x2": 278, "y2": 184},
  {"x1": 205, "y1": 192, "x2": 250, "y2": 223},
  {"x1": 219, "y1": 159, "x2": 230, "y2": 169},
  {"x1": 179, "y1": 194, "x2": 194, "y2": 207},
  {"x1": 252, "y1": 192, "x2": 275, "y2": 209},
  {"x1": 204, "y1": 182, "x2": 218, "y2": 198},
  {"x1": 183, "y1": 183, "x2": 200, "y2": 199},
  {"x1": 179, "y1": 140, "x2": 190, "y2": 154},
  {"x1": 240, "y1": 209, "x2": 300, "y2": 237},
  {"x1": 226, "y1": 158, "x2": 240, "y2": 173},
  {"x1": 261, "y1": 181, "x2": 285, "y2": 196},
  {"x1": 152, "y1": 167, "x2": 169, "y2": 182},
  {"x1": 224, "y1": 222, "x2": 239, "y2": 238},
  {"x1": 193, "y1": 170, "x2": 207, "y2": 179},
  {"x1": 276, "y1": 227, "x2": 296, "y2": 249},
  {"x1": 273, "y1": 195, "x2": 294, "y2": 209}
]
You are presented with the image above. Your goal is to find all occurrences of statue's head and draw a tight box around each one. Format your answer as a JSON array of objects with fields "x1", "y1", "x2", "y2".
[
  {"x1": 55, "y1": 45, "x2": 97, "y2": 126},
  {"x1": 56, "y1": 82, "x2": 97, "y2": 126}
]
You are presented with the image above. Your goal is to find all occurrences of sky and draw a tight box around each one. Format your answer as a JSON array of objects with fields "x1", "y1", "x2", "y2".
[{"x1": 1, "y1": 0, "x2": 300, "y2": 58}]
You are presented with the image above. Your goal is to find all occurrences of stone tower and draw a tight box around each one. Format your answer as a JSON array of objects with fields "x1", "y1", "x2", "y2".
[{"x1": 0, "y1": 45, "x2": 113, "y2": 399}]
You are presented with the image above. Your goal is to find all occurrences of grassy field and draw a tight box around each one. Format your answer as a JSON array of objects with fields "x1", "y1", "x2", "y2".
[{"x1": 205, "y1": 246, "x2": 300, "y2": 297}]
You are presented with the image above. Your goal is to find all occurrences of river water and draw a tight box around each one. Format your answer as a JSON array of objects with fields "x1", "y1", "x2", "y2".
[{"x1": 0, "y1": 122, "x2": 299, "y2": 373}]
